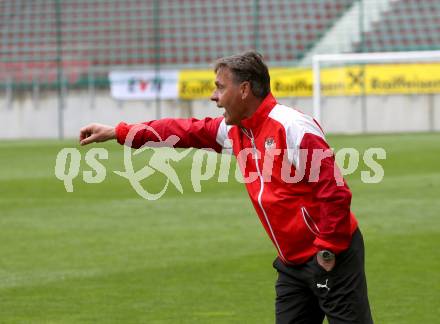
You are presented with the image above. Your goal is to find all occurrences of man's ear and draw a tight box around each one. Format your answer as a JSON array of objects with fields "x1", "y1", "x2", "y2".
[{"x1": 240, "y1": 81, "x2": 251, "y2": 99}]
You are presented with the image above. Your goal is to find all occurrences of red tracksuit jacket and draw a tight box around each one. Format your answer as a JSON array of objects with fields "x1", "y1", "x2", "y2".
[{"x1": 115, "y1": 93, "x2": 358, "y2": 265}]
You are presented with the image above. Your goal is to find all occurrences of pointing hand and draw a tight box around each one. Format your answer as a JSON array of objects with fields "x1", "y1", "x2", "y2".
[{"x1": 79, "y1": 123, "x2": 116, "y2": 146}]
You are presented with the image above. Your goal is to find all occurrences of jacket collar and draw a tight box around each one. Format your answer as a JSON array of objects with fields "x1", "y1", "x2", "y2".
[{"x1": 240, "y1": 93, "x2": 277, "y2": 130}]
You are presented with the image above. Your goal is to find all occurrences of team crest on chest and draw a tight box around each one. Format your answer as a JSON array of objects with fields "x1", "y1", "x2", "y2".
[{"x1": 264, "y1": 137, "x2": 276, "y2": 149}]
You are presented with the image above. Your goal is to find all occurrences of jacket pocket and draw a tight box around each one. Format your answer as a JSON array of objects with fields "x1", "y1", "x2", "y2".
[{"x1": 301, "y1": 207, "x2": 321, "y2": 236}]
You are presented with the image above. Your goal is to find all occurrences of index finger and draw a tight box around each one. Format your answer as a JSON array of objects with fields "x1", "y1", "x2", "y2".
[{"x1": 79, "y1": 125, "x2": 92, "y2": 141}]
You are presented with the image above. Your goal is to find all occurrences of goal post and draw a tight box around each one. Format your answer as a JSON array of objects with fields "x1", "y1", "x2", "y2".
[{"x1": 312, "y1": 50, "x2": 440, "y2": 133}]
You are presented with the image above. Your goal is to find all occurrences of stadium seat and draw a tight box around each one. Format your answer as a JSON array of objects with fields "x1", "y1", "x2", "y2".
[{"x1": 354, "y1": 0, "x2": 440, "y2": 53}]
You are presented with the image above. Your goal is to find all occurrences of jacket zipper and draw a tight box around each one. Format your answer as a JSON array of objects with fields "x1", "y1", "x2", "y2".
[{"x1": 242, "y1": 128, "x2": 287, "y2": 263}]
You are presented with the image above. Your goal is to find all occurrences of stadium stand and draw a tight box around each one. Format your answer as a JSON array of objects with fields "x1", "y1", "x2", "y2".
[
  {"x1": 355, "y1": 0, "x2": 440, "y2": 52},
  {"x1": 0, "y1": 0, "x2": 355, "y2": 87},
  {"x1": 2, "y1": 0, "x2": 439, "y2": 88}
]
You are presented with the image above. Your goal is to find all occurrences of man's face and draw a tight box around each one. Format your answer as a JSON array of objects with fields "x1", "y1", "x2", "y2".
[{"x1": 211, "y1": 68, "x2": 247, "y2": 125}]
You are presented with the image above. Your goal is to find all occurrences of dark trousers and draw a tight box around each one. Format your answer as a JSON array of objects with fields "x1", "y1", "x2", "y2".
[{"x1": 273, "y1": 229, "x2": 373, "y2": 324}]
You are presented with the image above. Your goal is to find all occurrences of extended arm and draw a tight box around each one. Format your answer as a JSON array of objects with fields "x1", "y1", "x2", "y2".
[{"x1": 79, "y1": 117, "x2": 226, "y2": 152}]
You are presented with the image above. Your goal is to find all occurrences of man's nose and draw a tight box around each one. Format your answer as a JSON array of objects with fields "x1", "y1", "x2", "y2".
[{"x1": 210, "y1": 91, "x2": 218, "y2": 102}]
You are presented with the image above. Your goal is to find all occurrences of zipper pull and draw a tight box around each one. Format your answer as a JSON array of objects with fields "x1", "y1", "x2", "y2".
[{"x1": 249, "y1": 129, "x2": 256, "y2": 147}]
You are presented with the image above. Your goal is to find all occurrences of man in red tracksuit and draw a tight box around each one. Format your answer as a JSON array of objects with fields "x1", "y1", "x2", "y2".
[{"x1": 79, "y1": 51, "x2": 373, "y2": 323}]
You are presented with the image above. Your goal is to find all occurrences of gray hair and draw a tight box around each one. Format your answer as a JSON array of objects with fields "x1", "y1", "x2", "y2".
[{"x1": 214, "y1": 51, "x2": 271, "y2": 99}]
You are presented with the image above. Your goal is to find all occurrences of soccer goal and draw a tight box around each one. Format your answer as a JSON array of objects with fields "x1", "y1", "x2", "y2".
[{"x1": 312, "y1": 51, "x2": 440, "y2": 133}]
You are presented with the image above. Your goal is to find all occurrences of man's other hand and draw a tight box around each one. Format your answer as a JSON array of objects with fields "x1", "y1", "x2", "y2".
[
  {"x1": 79, "y1": 123, "x2": 116, "y2": 146},
  {"x1": 317, "y1": 253, "x2": 336, "y2": 272}
]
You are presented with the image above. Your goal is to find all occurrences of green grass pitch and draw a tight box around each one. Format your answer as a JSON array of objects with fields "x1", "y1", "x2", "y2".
[{"x1": 0, "y1": 133, "x2": 439, "y2": 323}]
